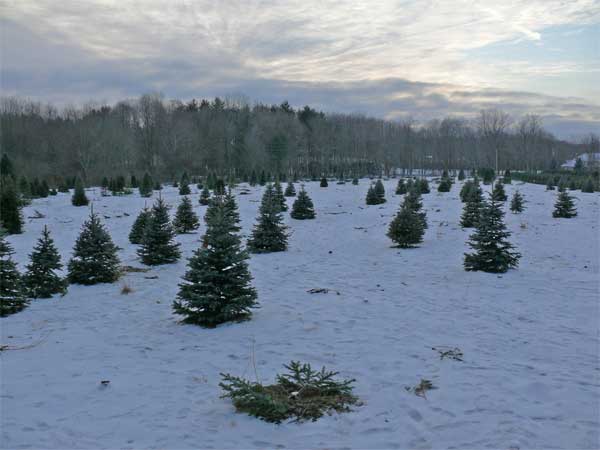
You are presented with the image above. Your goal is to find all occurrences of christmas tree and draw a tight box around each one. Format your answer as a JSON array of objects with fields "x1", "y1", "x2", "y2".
[
  {"x1": 437, "y1": 177, "x2": 452, "y2": 192},
  {"x1": 387, "y1": 200, "x2": 425, "y2": 248},
  {"x1": 248, "y1": 184, "x2": 288, "y2": 253},
  {"x1": 320, "y1": 177, "x2": 328, "y2": 187},
  {"x1": 0, "y1": 230, "x2": 28, "y2": 316},
  {"x1": 259, "y1": 170, "x2": 267, "y2": 186},
  {"x1": 68, "y1": 209, "x2": 121, "y2": 285},
  {"x1": 249, "y1": 170, "x2": 258, "y2": 186},
  {"x1": 139, "y1": 172, "x2": 153, "y2": 197},
  {"x1": 510, "y1": 191, "x2": 525, "y2": 214},
  {"x1": 179, "y1": 172, "x2": 191, "y2": 195},
  {"x1": 395, "y1": 179, "x2": 407, "y2": 195},
  {"x1": 503, "y1": 169, "x2": 512, "y2": 184},
  {"x1": 352, "y1": 177, "x2": 359, "y2": 185},
  {"x1": 552, "y1": 191, "x2": 577, "y2": 218},
  {"x1": 129, "y1": 206, "x2": 151, "y2": 244},
  {"x1": 71, "y1": 177, "x2": 89, "y2": 206},
  {"x1": 458, "y1": 169, "x2": 466, "y2": 181},
  {"x1": 418, "y1": 178, "x2": 430, "y2": 194},
  {"x1": 0, "y1": 177, "x2": 23, "y2": 234},
  {"x1": 464, "y1": 198, "x2": 520, "y2": 273},
  {"x1": 173, "y1": 196, "x2": 200, "y2": 233},
  {"x1": 173, "y1": 196, "x2": 258, "y2": 327},
  {"x1": 404, "y1": 188, "x2": 428, "y2": 230},
  {"x1": 273, "y1": 180, "x2": 288, "y2": 211},
  {"x1": 199, "y1": 186, "x2": 211, "y2": 205},
  {"x1": 546, "y1": 180, "x2": 555, "y2": 191},
  {"x1": 491, "y1": 180, "x2": 507, "y2": 201},
  {"x1": 24, "y1": 226, "x2": 67, "y2": 298},
  {"x1": 284, "y1": 181, "x2": 296, "y2": 197},
  {"x1": 138, "y1": 197, "x2": 181, "y2": 265},
  {"x1": 374, "y1": 179, "x2": 386, "y2": 203},
  {"x1": 581, "y1": 178, "x2": 595, "y2": 193},
  {"x1": 290, "y1": 187, "x2": 316, "y2": 219},
  {"x1": 460, "y1": 180, "x2": 483, "y2": 228}
]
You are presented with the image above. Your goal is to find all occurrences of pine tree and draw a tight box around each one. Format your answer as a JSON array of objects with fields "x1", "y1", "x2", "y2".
[
  {"x1": 173, "y1": 196, "x2": 200, "y2": 233},
  {"x1": 438, "y1": 177, "x2": 452, "y2": 192},
  {"x1": 458, "y1": 169, "x2": 466, "y2": 181},
  {"x1": 491, "y1": 180, "x2": 507, "y2": 201},
  {"x1": 503, "y1": 169, "x2": 512, "y2": 184},
  {"x1": 418, "y1": 178, "x2": 430, "y2": 194},
  {"x1": 203, "y1": 191, "x2": 241, "y2": 247},
  {"x1": 199, "y1": 186, "x2": 211, "y2": 205},
  {"x1": 129, "y1": 206, "x2": 151, "y2": 244},
  {"x1": 510, "y1": 191, "x2": 525, "y2": 213},
  {"x1": 130, "y1": 174, "x2": 139, "y2": 188},
  {"x1": 352, "y1": 177, "x2": 359, "y2": 185},
  {"x1": 0, "y1": 231, "x2": 28, "y2": 316},
  {"x1": 0, "y1": 154, "x2": 14, "y2": 178},
  {"x1": 71, "y1": 177, "x2": 89, "y2": 206},
  {"x1": 552, "y1": 191, "x2": 577, "y2": 218},
  {"x1": 249, "y1": 170, "x2": 258, "y2": 186},
  {"x1": 139, "y1": 172, "x2": 153, "y2": 197},
  {"x1": 259, "y1": 170, "x2": 267, "y2": 186},
  {"x1": 320, "y1": 177, "x2": 328, "y2": 187},
  {"x1": 173, "y1": 197, "x2": 258, "y2": 327},
  {"x1": 138, "y1": 197, "x2": 181, "y2": 265},
  {"x1": 557, "y1": 177, "x2": 568, "y2": 192},
  {"x1": 546, "y1": 179, "x2": 555, "y2": 191},
  {"x1": 67, "y1": 210, "x2": 121, "y2": 285},
  {"x1": 273, "y1": 180, "x2": 288, "y2": 211},
  {"x1": 395, "y1": 179, "x2": 407, "y2": 195},
  {"x1": 404, "y1": 188, "x2": 428, "y2": 230},
  {"x1": 179, "y1": 172, "x2": 191, "y2": 195},
  {"x1": 284, "y1": 181, "x2": 296, "y2": 197},
  {"x1": 365, "y1": 185, "x2": 378, "y2": 205},
  {"x1": 387, "y1": 200, "x2": 425, "y2": 248},
  {"x1": 464, "y1": 198, "x2": 520, "y2": 273},
  {"x1": 374, "y1": 179, "x2": 386, "y2": 203},
  {"x1": 248, "y1": 184, "x2": 288, "y2": 253},
  {"x1": 581, "y1": 178, "x2": 595, "y2": 193},
  {"x1": 460, "y1": 181, "x2": 483, "y2": 228},
  {"x1": 0, "y1": 177, "x2": 23, "y2": 234},
  {"x1": 290, "y1": 188, "x2": 316, "y2": 219},
  {"x1": 23, "y1": 226, "x2": 66, "y2": 298}
]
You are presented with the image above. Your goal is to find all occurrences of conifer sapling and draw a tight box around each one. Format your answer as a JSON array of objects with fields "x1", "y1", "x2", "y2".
[
  {"x1": 0, "y1": 230, "x2": 28, "y2": 316},
  {"x1": 138, "y1": 197, "x2": 181, "y2": 265},
  {"x1": 24, "y1": 225, "x2": 67, "y2": 298},
  {"x1": 173, "y1": 196, "x2": 200, "y2": 233}
]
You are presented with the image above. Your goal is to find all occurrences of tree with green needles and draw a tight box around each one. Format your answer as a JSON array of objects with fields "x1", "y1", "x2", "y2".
[
  {"x1": 248, "y1": 184, "x2": 288, "y2": 253},
  {"x1": 395, "y1": 178, "x2": 407, "y2": 195},
  {"x1": 284, "y1": 181, "x2": 296, "y2": 197},
  {"x1": 129, "y1": 206, "x2": 151, "y2": 244},
  {"x1": 138, "y1": 197, "x2": 181, "y2": 265},
  {"x1": 290, "y1": 187, "x2": 316, "y2": 219},
  {"x1": 24, "y1": 226, "x2": 67, "y2": 298},
  {"x1": 68, "y1": 209, "x2": 120, "y2": 285},
  {"x1": 374, "y1": 179, "x2": 386, "y2": 202},
  {"x1": 71, "y1": 177, "x2": 89, "y2": 206},
  {"x1": 199, "y1": 186, "x2": 211, "y2": 205},
  {"x1": 464, "y1": 197, "x2": 520, "y2": 273},
  {"x1": 0, "y1": 177, "x2": 23, "y2": 234},
  {"x1": 404, "y1": 188, "x2": 428, "y2": 230},
  {"x1": 173, "y1": 196, "x2": 200, "y2": 233},
  {"x1": 139, "y1": 172, "x2": 153, "y2": 197},
  {"x1": 491, "y1": 180, "x2": 507, "y2": 201},
  {"x1": 0, "y1": 230, "x2": 28, "y2": 316},
  {"x1": 179, "y1": 172, "x2": 191, "y2": 195},
  {"x1": 460, "y1": 180, "x2": 484, "y2": 228},
  {"x1": 437, "y1": 177, "x2": 451, "y2": 192},
  {"x1": 510, "y1": 191, "x2": 525, "y2": 213},
  {"x1": 418, "y1": 178, "x2": 430, "y2": 194},
  {"x1": 320, "y1": 177, "x2": 328, "y2": 187},
  {"x1": 387, "y1": 199, "x2": 425, "y2": 248},
  {"x1": 581, "y1": 178, "x2": 595, "y2": 193},
  {"x1": 273, "y1": 180, "x2": 288, "y2": 211},
  {"x1": 552, "y1": 191, "x2": 577, "y2": 218},
  {"x1": 458, "y1": 169, "x2": 466, "y2": 181},
  {"x1": 173, "y1": 196, "x2": 258, "y2": 327}
]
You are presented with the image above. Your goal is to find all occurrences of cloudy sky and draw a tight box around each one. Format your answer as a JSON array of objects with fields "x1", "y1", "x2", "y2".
[{"x1": 1, "y1": 0, "x2": 599, "y2": 139}]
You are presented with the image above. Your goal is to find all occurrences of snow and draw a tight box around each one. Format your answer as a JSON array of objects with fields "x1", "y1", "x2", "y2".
[{"x1": 2, "y1": 179, "x2": 599, "y2": 449}]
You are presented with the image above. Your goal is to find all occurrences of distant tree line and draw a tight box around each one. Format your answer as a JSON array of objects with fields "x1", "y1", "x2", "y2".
[{"x1": 1, "y1": 94, "x2": 595, "y2": 185}]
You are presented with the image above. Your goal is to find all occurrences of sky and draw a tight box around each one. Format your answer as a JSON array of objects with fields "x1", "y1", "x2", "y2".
[{"x1": 1, "y1": 0, "x2": 599, "y2": 140}]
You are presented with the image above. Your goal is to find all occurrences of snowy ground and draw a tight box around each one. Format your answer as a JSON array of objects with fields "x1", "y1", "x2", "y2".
[{"x1": 1, "y1": 178, "x2": 599, "y2": 450}]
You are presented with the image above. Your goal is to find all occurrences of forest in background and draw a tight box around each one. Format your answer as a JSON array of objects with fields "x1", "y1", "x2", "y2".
[{"x1": 1, "y1": 93, "x2": 596, "y2": 184}]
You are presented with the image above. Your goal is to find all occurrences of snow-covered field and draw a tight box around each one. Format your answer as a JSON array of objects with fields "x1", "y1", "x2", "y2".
[{"x1": 1, "y1": 178, "x2": 599, "y2": 450}]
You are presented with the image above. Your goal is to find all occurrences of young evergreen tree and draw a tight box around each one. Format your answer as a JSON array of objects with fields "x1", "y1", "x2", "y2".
[
  {"x1": 387, "y1": 200, "x2": 425, "y2": 248},
  {"x1": 173, "y1": 197, "x2": 258, "y2": 327},
  {"x1": 199, "y1": 186, "x2": 211, "y2": 205},
  {"x1": 395, "y1": 178, "x2": 407, "y2": 195},
  {"x1": 374, "y1": 179, "x2": 386, "y2": 203},
  {"x1": 138, "y1": 197, "x2": 181, "y2": 265},
  {"x1": 129, "y1": 206, "x2": 151, "y2": 244},
  {"x1": 460, "y1": 181, "x2": 484, "y2": 228},
  {"x1": 491, "y1": 180, "x2": 507, "y2": 201},
  {"x1": 284, "y1": 181, "x2": 296, "y2": 197},
  {"x1": 365, "y1": 185, "x2": 378, "y2": 205},
  {"x1": 173, "y1": 196, "x2": 200, "y2": 233},
  {"x1": 352, "y1": 177, "x2": 359, "y2": 185},
  {"x1": 23, "y1": 226, "x2": 66, "y2": 298},
  {"x1": 509, "y1": 191, "x2": 525, "y2": 213},
  {"x1": 320, "y1": 177, "x2": 328, "y2": 187},
  {"x1": 67, "y1": 210, "x2": 121, "y2": 285},
  {"x1": 179, "y1": 172, "x2": 191, "y2": 195},
  {"x1": 273, "y1": 180, "x2": 288, "y2": 211},
  {"x1": 438, "y1": 177, "x2": 452, "y2": 192},
  {"x1": 458, "y1": 169, "x2": 466, "y2": 181},
  {"x1": 248, "y1": 184, "x2": 288, "y2": 253},
  {"x1": 130, "y1": 174, "x2": 139, "y2": 188},
  {"x1": 418, "y1": 178, "x2": 430, "y2": 194},
  {"x1": 249, "y1": 170, "x2": 258, "y2": 186},
  {"x1": 503, "y1": 169, "x2": 512, "y2": 184},
  {"x1": 581, "y1": 177, "x2": 595, "y2": 193},
  {"x1": 259, "y1": 170, "x2": 267, "y2": 186},
  {"x1": 290, "y1": 188, "x2": 316, "y2": 219},
  {"x1": 0, "y1": 231, "x2": 28, "y2": 316},
  {"x1": 557, "y1": 177, "x2": 568, "y2": 192},
  {"x1": 0, "y1": 177, "x2": 23, "y2": 234},
  {"x1": 71, "y1": 177, "x2": 89, "y2": 206},
  {"x1": 546, "y1": 179, "x2": 555, "y2": 191},
  {"x1": 552, "y1": 191, "x2": 577, "y2": 218},
  {"x1": 404, "y1": 188, "x2": 428, "y2": 230},
  {"x1": 464, "y1": 198, "x2": 520, "y2": 273},
  {"x1": 139, "y1": 172, "x2": 154, "y2": 197}
]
